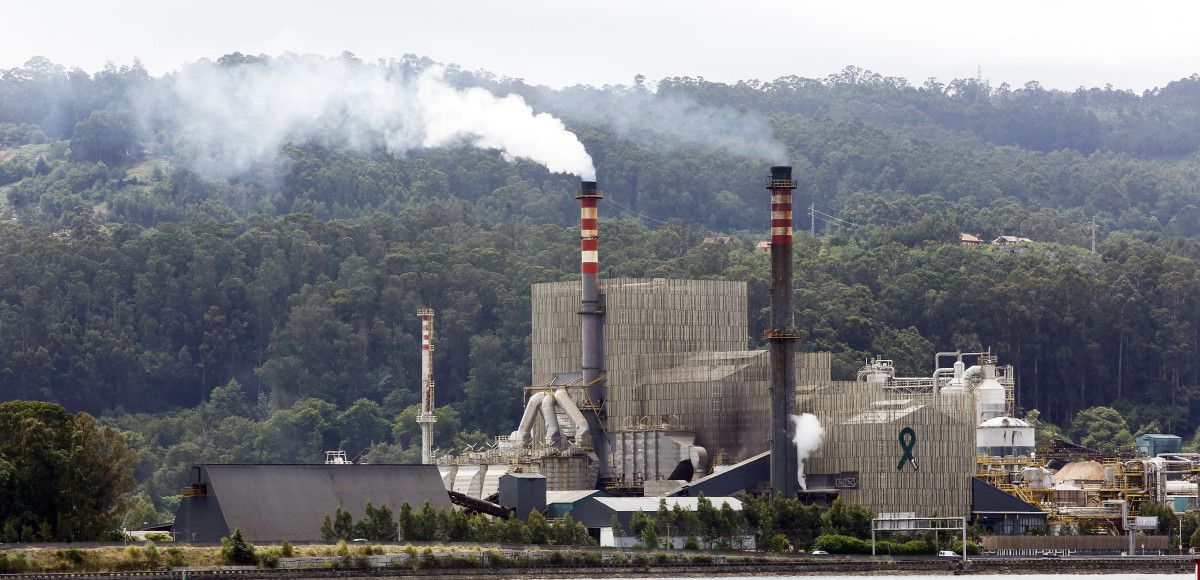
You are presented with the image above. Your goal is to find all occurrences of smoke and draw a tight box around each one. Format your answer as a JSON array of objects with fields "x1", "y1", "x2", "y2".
[
  {"x1": 148, "y1": 55, "x2": 594, "y2": 180},
  {"x1": 791, "y1": 413, "x2": 824, "y2": 491},
  {"x1": 532, "y1": 84, "x2": 787, "y2": 163}
]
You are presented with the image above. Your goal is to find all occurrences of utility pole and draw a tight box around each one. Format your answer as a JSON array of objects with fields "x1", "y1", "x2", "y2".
[
  {"x1": 1090, "y1": 217, "x2": 1098, "y2": 254},
  {"x1": 810, "y1": 203, "x2": 816, "y2": 237}
]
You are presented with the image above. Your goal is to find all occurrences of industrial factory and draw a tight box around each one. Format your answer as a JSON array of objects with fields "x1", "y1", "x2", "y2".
[{"x1": 175, "y1": 166, "x2": 1200, "y2": 546}]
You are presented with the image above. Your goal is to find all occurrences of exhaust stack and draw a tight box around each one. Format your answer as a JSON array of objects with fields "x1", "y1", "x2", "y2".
[
  {"x1": 766, "y1": 166, "x2": 800, "y2": 497},
  {"x1": 417, "y1": 308, "x2": 436, "y2": 464},
  {"x1": 577, "y1": 180, "x2": 609, "y2": 486}
]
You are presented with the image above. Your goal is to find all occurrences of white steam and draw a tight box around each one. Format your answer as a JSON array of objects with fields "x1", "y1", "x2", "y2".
[
  {"x1": 152, "y1": 56, "x2": 594, "y2": 180},
  {"x1": 532, "y1": 84, "x2": 787, "y2": 163},
  {"x1": 791, "y1": 413, "x2": 824, "y2": 491}
]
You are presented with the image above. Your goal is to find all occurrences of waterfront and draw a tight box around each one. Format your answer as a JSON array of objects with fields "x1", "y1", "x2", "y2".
[{"x1": 573, "y1": 576, "x2": 1190, "y2": 579}]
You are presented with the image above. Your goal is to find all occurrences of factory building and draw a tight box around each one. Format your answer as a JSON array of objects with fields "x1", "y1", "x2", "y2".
[
  {"x1": 171, "y1": 167, "x2": 1188, "y2": 544},
  {"x1": 798, "y1": 381, "x2": 977, "y2": 517},
  {"x1": 529, "y1": 278, "x2": 832, "y2": 477},
  {"x1": 440, "y1": 168, "x2": 984, "y2": 522}
]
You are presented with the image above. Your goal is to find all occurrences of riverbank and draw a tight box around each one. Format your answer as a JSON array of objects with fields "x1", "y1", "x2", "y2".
[{"x1": 0, "y1": 542, "x2": 1190, "y2": 577}]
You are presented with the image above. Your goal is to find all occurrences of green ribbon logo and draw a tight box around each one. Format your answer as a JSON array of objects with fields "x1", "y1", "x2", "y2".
[{"x1": 896, "y1": 427, "x2": 919, "y2": 471}]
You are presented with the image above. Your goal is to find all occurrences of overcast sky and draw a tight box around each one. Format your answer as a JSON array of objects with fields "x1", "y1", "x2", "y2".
[{"x1": 4, "y1": 0, "x2": 1198, "y2": 91}]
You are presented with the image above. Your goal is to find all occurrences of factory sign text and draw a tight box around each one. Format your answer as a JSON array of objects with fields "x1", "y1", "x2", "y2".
[{"x1": 833, "y1": 471, "x2": 859, "y2": 489}]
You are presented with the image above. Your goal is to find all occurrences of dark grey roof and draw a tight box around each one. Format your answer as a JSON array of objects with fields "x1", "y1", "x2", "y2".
[
  {"x1": 971, "y1": 477, "x2": 1044, "y2": 514},
  {"x1": 201, "y1": 464, "x2": 450, "y2": 543},
  {"x1": 669, "y1": 451, "x2": 769, "y2": 497}
]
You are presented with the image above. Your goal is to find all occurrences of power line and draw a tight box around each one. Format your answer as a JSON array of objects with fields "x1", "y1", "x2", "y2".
[{"x1": 604, "y1": 197, "x2": 671, "y2": 225}]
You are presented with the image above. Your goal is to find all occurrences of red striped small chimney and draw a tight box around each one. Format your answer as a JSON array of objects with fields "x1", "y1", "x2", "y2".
[{"x1": 416, "y1": 308, "x2": 436, "y2": 464}]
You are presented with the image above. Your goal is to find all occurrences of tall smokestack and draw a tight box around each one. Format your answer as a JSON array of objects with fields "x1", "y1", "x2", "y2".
[
  {"x1": 416, "y1": 308, "x2": 436, "y2": 464},
  {"x1": 577, "y1": 180, "x2": 609, "y2": 487},
  {"x1": 766, "y1": 166, "x2": 799, "y2": 497}
]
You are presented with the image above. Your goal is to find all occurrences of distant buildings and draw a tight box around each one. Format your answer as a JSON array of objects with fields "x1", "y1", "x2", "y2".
[
  {"x1": 991, "y1": 235, "x2": 1033, "y2": 247},
  {"x1": 960, "y1": 234, "x2": 1034, "y2": 248},
  {"x1": 702, "y1": 236, "x2": 735, "y2": 246}
]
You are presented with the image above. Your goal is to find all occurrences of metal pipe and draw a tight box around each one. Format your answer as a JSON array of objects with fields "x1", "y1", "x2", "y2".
[
  {"x1": 509, "y1": 392, "x2": 546, "y2": 443},
  {"x1": 577, "y1": 180, "x2": 610, "y2": 485},
  {"x1": 934, "y1": 351, "x2": 962, "y2": 372},
  {"x1": 553, "y1": 388, "x2": 590, "y2": 447},
  {"x1": 766, "y1": 165, "x2": 799, "y2": 498},
  {"x1": 541, "y1": 392, "x2": 561, "y2": 445},
  {"x1": 416, "y1": 308, "x2": 436, "y2": 464}
]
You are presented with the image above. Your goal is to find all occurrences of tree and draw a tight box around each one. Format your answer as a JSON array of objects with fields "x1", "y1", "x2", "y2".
[
  {"x1": 630, "y1": 510, "x2": 659, "y2": 548},
  {"x1": 1025, "y1": 409, "x2": 1068, "y2": 444},
  {"x1": 204, "y1": 379, "x2": 251, "y2": 422},
  {"x1": 335, "y1": 399, "x2": 390, "y2": 456},
  {"x1": 1070, "y1": 406, "x2": 1135, "y2": 453},
  {"x1": 821, "y1": 499, "x2": 873, "y2": 539},
  {"x1": 332, "y1": 507, "x2": 354, "y2": 540},
  {"x1": 321, "y1": 514, "x2": 335, "y2": 542},
  {"x1": 398, "y1": 502, "x2": 415, "y2": 541},
  {"x1": 220, "y1": 528, "x2": 257, "y2": 565},
  {"x1": 355, "y1": 502, "x2": 398, "y2": 541},
  {"x1": 0, "y1": 401, "x2": 137, "y2": 540},
  {"x1": 525, "y1": 510, "x2": 551, "y2": 545},
  {"x1": 69, "y1": 109, "x2": 137, "y2": 165}
]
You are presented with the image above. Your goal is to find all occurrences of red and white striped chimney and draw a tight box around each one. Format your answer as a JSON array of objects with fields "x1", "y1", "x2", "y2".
[
  {"x1": 416, "y1": 308, "x2": 436, "y2": 464},
  {"x1": 576, "y1": 180, "x2": 609, "y2": 486},
  {"x1": 766, "y1": 165, "x2": 799, "y2": 497}
]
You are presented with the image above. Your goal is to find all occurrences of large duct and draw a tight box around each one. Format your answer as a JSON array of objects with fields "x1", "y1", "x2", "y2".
[
  {"x1": 577, "y1": 180, "x2": 610, "y2": 486},
  {"x1": 765, "y1": 166, "x2": 799, "y2": 498},
  {"x1": 416, "y1": 308, "x2": 437, "y2": 464}
]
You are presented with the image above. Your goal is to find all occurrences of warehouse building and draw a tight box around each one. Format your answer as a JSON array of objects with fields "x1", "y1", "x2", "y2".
[
  {"x1": 567, "y1": 495, "x2": 752, "y2": 548},
  {"x1": 173, "y1": 464, "x2": 450, "y2": 542}
]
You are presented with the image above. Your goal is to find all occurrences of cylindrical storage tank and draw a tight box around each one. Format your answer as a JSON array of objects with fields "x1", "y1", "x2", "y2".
[
  {"x1": 975, "y1": 380, "x2": 1006, "y2": 423},
  {"x1": 976, "y1": 416, "x2": 1035, "y2": 457}
]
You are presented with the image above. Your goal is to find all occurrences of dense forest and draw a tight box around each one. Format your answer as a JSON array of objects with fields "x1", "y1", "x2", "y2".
[{"x1": 2, "y1": 54, "x2": 1199, "y2": 523}]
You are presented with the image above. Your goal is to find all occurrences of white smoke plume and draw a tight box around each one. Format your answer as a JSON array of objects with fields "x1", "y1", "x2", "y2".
[
  {"x1": 149, "y1": 55, "x2": 595, "y2": 180},
  {"x1": 532, "y1": 83, "x2": 787, "y2": 163},
  {"x1": 791, "y1": 413, "x2": 825, "y2": 491}
]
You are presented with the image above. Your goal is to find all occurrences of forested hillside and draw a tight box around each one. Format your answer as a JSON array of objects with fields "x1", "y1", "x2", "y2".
[{"x1": 1, "y1": 54, "x2": 1199, "y2": 522}]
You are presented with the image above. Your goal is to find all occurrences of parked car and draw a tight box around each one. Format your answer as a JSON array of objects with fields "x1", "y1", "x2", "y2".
[
  {"x1": 938, "y1": 550, "x2": 958, "y2": 558},
  {"x1": 810, "y1": 550, "x2": 829, "y2": 555}
]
